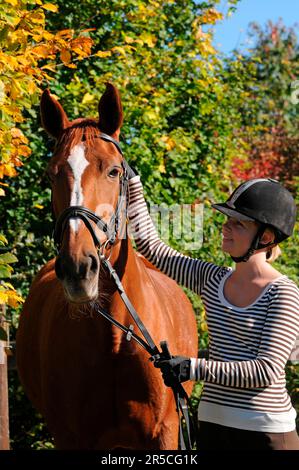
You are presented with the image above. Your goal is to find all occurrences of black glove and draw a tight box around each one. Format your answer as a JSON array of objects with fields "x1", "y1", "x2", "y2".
[
  {"x1": 123, "y1": 159, "x2": 138, "y2": 180},
  {"x1": 154, "y1": 355, "x2": 191, "y2": 388}
]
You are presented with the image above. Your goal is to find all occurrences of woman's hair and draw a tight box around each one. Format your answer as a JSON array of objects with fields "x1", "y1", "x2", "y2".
[
  {"x1": 263, "y1": 226, "x2": 282, "y2": 263},
  {"x1": 266, "y1": 244, "x2": 282, "y2": 264}
]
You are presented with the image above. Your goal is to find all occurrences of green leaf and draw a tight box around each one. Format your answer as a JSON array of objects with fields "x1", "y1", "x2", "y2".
[
  {"x1": 0, "y1": 234, "x2": 8, "y2": 246},
  {"x1": 0, "y1": 265, "x2": 12, "y2": 278},
  {"x1": 0, "y1": 253, "x2": 18, "y2": 264}
]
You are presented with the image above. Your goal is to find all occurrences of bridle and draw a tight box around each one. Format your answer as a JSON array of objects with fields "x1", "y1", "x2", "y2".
[
  {"x1": 51, "y1": 132, "x2": 196, "y2": 450},
  {"x1": 53, "y1": 132, "x2": 128, "y2": 253}
]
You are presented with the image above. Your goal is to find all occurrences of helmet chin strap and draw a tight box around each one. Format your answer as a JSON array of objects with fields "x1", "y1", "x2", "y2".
[{"x1": 230, "y1": 225, "x2": 272, "y2": 263}]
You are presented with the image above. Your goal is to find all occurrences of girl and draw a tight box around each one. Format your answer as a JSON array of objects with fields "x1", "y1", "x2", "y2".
[{"x1": 126, "y1": 171, "x2": 299, "y2": 451}]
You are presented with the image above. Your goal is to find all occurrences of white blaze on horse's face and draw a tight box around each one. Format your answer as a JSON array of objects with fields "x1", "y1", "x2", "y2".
[{"x1": 67, "y1": 143, "x2": 89, "y2": 232}]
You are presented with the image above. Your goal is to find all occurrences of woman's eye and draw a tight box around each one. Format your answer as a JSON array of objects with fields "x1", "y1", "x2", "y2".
[{"x1": 108, "y1": 168, "x2": 120, "y2": 178}]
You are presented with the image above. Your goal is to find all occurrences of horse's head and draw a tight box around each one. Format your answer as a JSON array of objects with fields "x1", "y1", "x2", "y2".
[{"x1": 41, "y1": 83, "x2": 126, "y2": 304}]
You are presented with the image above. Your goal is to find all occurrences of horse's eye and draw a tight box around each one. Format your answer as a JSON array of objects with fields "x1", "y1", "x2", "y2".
[{"x1": 108, "y1": 168, "x2": 121, "y2": 178}]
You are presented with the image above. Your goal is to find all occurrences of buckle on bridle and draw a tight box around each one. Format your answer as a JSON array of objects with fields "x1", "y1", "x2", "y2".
[
  {"x1": 98, "y1": 238, "x2": 114, "y2": 263},
  {"x1": 126, "y1": 325, "x2": 134, "y2": 341}
]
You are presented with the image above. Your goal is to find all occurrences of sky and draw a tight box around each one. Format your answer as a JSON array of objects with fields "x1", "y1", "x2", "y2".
[{"x1": 212, "y1": 0, "x2": 299, "y2": 54}]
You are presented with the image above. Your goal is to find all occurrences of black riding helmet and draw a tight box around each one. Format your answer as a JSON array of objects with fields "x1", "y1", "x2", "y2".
[{"x1": 212, "y1": 178, "x2": 297, "y2": 262}]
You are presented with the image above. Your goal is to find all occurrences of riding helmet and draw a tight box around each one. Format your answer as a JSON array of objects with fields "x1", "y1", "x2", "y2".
[{"x1": 212, "y1": 178, "x2": 297, "y2": 262}]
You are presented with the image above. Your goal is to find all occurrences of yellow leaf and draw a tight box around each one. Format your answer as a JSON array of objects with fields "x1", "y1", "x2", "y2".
[
  {"x1": 43, "y1": 31, "x2": 54, "y2": 41},
  {"x1": 0, "y1": 292, "x2": 8, "y2": 304},
  {"x1": 201, "y1": 8, "x2": 223, "y2": 25},
  {"x1": 10, "y1": 79, "x2": 22, "y2": 100},
  {"x1": 139, "y1": 33, "x2": 157, "y2": 48},
  {"x1": 60, "y1": 49, "x2": 72, "y2": 64},
  {"x1": 158, "y1": 163, "x2": 166, "y2": 174},
  {"x1": 124, "y1": 36, "x2": 135, "y2": 44},
  {"x1": 95, "y1": 51, "x2": 112, "y2": 58},
  {"x1": 4, "y1": 164, "x2": 17, "y2": 177},
  {"x1": 56, "y1": 29, "x2": 74, "y2": 39},
  {"x1": 0, "y1": 80, "x2": 5, "y2": 105},
  {"x1": 1, "y1": 282, "x2": 14, "y2": 290},
  {"x1": 27, "y1": 81, "x2": 37, "y2": 95},
  {"x1": 42, "y1": 3, "x2": 59, "y2": 12},
  {"x1": 112, "y1": 46, "x2": 127, "y2": 57},
  {"x1": 161, "y1": 135, "x2": 176, "y2": 151},
  {"x1": 32, "y1": 45, "x2": 51, "y2": 58},
  {"x1": 0, "y1": 188, "x2": 5, "y2": 196},
  {"x1": 11, "y1": 128, "x2": 24, "y2": 139},
  {"x1": 34, "y1": 204, "x2": 44, "y2": 209},
  {"x1": 7, "y1": 291, "x2": 24, "y2": 308},
  {"x1": 82, "y1": 93, "x2": 94, "y2": 104},
  {"x1": 41, "y1": 64, "x2": 57, "y2": 72},
  {"x1": 5, "y1": 0, "x2": 18, "y2": 5},
  {"x1": 144, "y1": 110, "x2": 158, "y2": 122},
  {"x1": 18, "y1": 145, "x2": 31, "y2": 157},
  {"x1": 29, "y1": 11, "x2": 45, "y2": 24}
]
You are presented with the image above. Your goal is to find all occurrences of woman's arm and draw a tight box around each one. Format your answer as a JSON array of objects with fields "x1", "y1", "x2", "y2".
[
  {"x1": 190, "y1": 282, "x2": 299, "y2": 388},
  {"x1": 128, "y1": 176, "x2": 221, "y2": 294}
]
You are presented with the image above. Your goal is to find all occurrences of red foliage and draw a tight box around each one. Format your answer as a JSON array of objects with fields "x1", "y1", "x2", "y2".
[{"x1": 232, "y1": 128, "x2": 299, "y2": 190}]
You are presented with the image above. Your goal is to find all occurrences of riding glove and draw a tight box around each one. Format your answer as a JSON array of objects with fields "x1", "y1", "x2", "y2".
[{"x1": 154, "y1": 355, "x2": 191, "y2": 387}]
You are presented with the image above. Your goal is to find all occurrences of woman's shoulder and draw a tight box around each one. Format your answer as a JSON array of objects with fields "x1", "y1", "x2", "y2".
[
  {"x1": 196, "y1": 260, "x2": 231, "y2": 284},
  {"x1": 269, "y1": 275, "x2": 299, "y2": 302}
]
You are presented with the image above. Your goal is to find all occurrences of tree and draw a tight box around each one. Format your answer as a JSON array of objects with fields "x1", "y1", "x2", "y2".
[
  {"x1": 0, "y1": 0, "x2": 93, "y2": 331},
  {"x1": 230, "y1": 20, "x2": 299, "y2": 190},
  {"x1": 1, "y1": 0, "x2": 246, "y2": 305}
]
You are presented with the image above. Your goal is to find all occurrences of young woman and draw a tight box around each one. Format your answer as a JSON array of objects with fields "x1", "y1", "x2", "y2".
[{"x1": 126, "y1": 170, "x2": 299, "y2": 451}]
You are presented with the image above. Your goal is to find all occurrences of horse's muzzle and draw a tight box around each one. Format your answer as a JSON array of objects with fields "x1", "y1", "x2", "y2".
[{"x1": 55, "y1": 252, "x2": 99, "y2": 303}]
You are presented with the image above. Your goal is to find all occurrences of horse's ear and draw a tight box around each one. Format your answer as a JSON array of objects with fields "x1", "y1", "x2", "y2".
[
  {"x1": 40, "y1": 89, "x2": 69, "y2": 139},
  {"x1": 98, "y1": 83, "x2": 123, "y2": 138}
]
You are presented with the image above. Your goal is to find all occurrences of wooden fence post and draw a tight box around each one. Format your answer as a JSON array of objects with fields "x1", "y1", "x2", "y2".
[{"x1": 0, "y1": 304, "x2": 10, "y2": 450}]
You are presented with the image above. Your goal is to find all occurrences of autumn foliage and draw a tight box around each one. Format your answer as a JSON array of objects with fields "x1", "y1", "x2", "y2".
[
  {"x1": 0, "y1": 0, "x2": 93, "y2": 311},
  {"x1": 231, "y1": 21, "x2": 299, "y2": 191}
]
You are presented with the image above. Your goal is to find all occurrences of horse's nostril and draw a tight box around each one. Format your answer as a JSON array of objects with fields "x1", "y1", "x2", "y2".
[
  {"x1": 89, "y1": 254, "x2": 98, "y2": 273},
  {"x1": 55, "y1": 253, "x2": 98, "y2": 281}
]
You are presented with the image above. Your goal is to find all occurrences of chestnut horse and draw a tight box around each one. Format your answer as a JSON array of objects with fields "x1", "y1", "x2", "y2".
[{"x1": 16, "y1": 84, "x2": 198, "y2": 450}]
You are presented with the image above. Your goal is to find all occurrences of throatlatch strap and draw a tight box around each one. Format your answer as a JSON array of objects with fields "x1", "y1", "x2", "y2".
[{"x1": 231, "y1": 225, "x2": 266, "y2": 263}]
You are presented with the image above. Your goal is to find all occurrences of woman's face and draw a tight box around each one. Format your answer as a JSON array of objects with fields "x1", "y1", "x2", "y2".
[{"x1": 222, "y1": 217, "x2": 259, "y2": 257}]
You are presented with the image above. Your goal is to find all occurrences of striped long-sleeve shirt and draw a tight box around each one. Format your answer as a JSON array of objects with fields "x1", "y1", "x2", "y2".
[{"x1": 128, "y1": 176, "x2": 299, "y2": 432}]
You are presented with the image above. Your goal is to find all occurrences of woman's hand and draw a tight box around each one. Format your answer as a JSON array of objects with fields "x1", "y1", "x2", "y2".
[{"x1": 154, "y1": 355, "x2": 191, "y2": 387}]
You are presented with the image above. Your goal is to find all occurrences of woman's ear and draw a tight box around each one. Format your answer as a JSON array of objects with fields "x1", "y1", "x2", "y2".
[
  {"x1": 260, "y1": 227, "x2": 275, "y2": 246},
  {"x1": 98, "y1": 82, "x2": 123, "y2": 138},
  {"x1": 40, "y1": 89, "x2": 69, "y2": 139}
]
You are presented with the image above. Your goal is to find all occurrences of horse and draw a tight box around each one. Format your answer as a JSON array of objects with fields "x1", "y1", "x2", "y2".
[{"x1": 16, "y1": 83, "x2": 198, "y2": 450}]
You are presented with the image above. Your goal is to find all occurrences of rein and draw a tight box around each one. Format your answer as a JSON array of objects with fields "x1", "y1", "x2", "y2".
[{"x1": 52, "y1": 132, "x2": 195, "y2": 450}]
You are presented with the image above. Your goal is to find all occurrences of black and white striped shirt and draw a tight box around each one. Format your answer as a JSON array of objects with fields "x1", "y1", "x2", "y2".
[{"x1": 128, "y1": 176, "x2": 299, "y2": 432}]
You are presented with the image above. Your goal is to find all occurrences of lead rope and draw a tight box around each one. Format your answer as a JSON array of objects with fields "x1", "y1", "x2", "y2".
[{"x1": 95, "y1": 256, "x2": 196, "y2": 450}]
